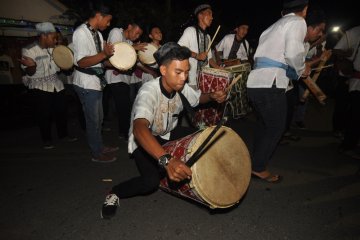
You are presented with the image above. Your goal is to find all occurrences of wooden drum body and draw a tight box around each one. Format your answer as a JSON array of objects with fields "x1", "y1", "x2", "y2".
[{"x1": 160, "y1": 126, "x2": 251, "y2": 209}]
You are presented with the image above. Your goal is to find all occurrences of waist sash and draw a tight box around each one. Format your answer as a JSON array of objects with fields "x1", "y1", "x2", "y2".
[
  {"x1": 74, "y1": 66, "x2": 107, "y2": 89},
  {"x1": 254, "y1": 57, "x2": 299, "y2": 80}
]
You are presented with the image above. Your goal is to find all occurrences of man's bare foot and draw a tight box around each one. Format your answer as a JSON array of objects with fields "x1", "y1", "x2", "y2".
[{"x1": 251, "y1": 170, "x2": 282, "y2": 183}]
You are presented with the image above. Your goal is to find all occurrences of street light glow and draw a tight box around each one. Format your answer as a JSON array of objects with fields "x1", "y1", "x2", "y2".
[{"x1": 332, "y1": 26, "x2": 340, "y2": 32}]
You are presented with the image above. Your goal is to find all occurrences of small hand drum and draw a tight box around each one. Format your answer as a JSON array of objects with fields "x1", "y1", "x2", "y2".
[
  {"x1": 109, "y1": 42, "x2": 137, "y2": 70},
  {"x1": 138, "y1": 43, "x2": 159, "y2": 65},
  {"x1": 52, "y1": 45, "x2": 74, "y2": 70}
]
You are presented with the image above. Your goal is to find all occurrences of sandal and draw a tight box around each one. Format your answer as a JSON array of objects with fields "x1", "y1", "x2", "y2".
[{"x1": 251, "y1": 172, "x2": 283, "y2": 183}]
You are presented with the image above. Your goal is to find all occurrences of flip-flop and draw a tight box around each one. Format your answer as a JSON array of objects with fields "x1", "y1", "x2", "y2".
[{"x1": 251, "y1": 173, "x2": 283, "y2": 183}]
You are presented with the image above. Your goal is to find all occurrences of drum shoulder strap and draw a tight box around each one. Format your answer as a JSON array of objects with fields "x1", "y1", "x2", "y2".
[{"x1": 178, "y1": 91, "x2": 197, "y2": 129}]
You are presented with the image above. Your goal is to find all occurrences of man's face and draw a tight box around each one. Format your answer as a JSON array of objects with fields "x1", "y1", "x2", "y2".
[
  {"x1": 128, "y1": 25, "x2": 143, "y2": 42},
  {"x1": 150, "y1": 27, "x2": 163, "y2": 42},
  {"x1": 98, "y1": 14, "x2": 112, "y2": 31},
  {"x1": 161, "y1": 59, "x2": 190, "y2": 92},
  {"x1": 236, "y1": 25, "x2": 249, "y2": 40},
  {"x1": 198, "y1": 9, "x2": 213, "y2": 27},
  {"x1": 307, "y1": 23, "x2": 325, "y2": 42},
  {"x1": 44, "y1": 32, "x2": 58, "y2": 48}
]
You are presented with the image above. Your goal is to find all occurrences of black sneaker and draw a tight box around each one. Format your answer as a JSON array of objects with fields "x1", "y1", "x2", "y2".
[
  {"x1": 101, "y1": 193, "x2": 119, "y2": 219},
  {"x1": 295, "y1": 121, "x2": 306, "y2": 129}
]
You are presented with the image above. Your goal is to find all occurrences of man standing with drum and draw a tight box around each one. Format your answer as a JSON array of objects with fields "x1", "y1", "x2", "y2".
[
  {"x1": 72, "y1": 5, "x2": 118, "y2": 163},
  {"x1": 215, "y1": 21, "x2": 251, "y2": 65},
  {"x1": 101, "y1": 42, "x2": 227, "y2": 219},
  {"x1": 178, "y1": 3, "x2": 222, "y2": 90},
  {"x1": 246, "y1": 0, "x2": 311, "y2": 183},
  {"x1": 105, "y1": 21, "x2": 147, "y2": 141},
  {"x1": 20, "y1": 22, "x2": 77, "y2": 149}
]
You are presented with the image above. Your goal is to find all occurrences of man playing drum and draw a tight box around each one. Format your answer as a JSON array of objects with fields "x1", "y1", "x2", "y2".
[
  {"x1": 178, "y1": 3, "x2": 222, "y2": 90},
  {"x1": 101, "y1": 42, "x2": 226, "y2": 219},
  {"x1": 246, "y1": 0, "x2": 311, "y2": 183},
  {"x1": 20, "y1": 22, "x2": 77, "y2": 149},
  {"x1": 215, "y1": 20, "x2": 252, "y2": 66},
  {"x1": 72, "y1": 4, "x2": 118, "y2": 163},
  {"x1": 105, "y1": 21, "x2": 147, "y2": 140}
]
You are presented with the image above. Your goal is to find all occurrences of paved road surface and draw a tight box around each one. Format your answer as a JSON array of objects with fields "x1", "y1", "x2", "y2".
[{"x1": 1, "y1": 98, "x2": 359, "y2": 240}]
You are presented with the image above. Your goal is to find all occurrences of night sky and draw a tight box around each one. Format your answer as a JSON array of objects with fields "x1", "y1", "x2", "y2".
[{"x1": 60, "y1": 0, "x2": 359, "y2": 46}]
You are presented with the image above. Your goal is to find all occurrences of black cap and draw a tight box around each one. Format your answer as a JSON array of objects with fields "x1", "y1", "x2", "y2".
[
  {"x1": 194, "y1": 4, "x2": 211, "y2": 16},
  {"x1": 153, "y1": 42, "x2": 191, "y2": 66}
]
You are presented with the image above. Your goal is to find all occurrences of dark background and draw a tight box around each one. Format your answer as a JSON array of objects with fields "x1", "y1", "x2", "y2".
[{"x1": 59, "y1": 0, "x2": 359, "y2": 46}]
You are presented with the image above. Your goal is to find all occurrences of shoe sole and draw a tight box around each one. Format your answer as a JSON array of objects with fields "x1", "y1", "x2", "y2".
[
  {"x1": 43, "y1": 146, "x2": 55, "y2": 149},
  {"x1": 91, "y1": 158, "x2": 117, "y2": 163}
]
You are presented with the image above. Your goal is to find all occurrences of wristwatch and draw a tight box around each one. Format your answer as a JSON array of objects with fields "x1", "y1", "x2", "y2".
[{"x1": 158, "y1": 153, "x2": 172, "y2": 167}]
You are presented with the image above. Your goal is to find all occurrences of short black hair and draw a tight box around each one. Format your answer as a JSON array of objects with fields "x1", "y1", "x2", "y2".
[
  {"x1": 87, "y1": 2, "x2": 112, "y2": 19},
  {"x1": 306, "y1": 9, "x2": 326, "y2": 27},
  {"x1": 154, "y1": 42, "x2": 191, "y2": 66},
  {"x1": 282, "y1": 0, "x2": 309, "y2": 15}
]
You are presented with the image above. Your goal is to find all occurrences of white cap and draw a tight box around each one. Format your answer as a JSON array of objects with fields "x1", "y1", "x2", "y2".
[{"x1": 35, "y1": 22, "x2": 56, "y2": 33}]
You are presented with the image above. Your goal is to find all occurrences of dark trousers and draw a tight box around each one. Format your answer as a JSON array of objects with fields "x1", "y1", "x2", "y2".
[
  {"x1": 342, "y1": 91, "x2": 360, "y2": 150},
  {"x1": 247, "y1": 87, "x2": 287, "y2": 172},
  {"x1": 285, "y1": 81, "x2": 299, "y2": 132},
  {"x1": 109, "y1": 82, "x2": 131, "y2": 137},
  {"x1": 111, "y1": 126, "x2": 196, "y2": 198},
  {"x1": 31, "y1": 89, "x2": 68, "y2": 142},
  {"x1": 64, "y1": 84, "x2": 86, "y2": 131},
  {"x1": 102, "y1": 84, "x2": 112, "y2": 120},
  {"x1": 333, "y1": 76, "x2": 350, "y2": 132}
]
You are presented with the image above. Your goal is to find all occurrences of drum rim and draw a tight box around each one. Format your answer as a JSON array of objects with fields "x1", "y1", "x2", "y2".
[
  {"x1": 52, "y1": 45, "x2": 74, "y2": 70},
  {"x1": 138, "y1": 43, "x2": 158, "y2": 65},
  {"x1": 109, "y1": 41, "x2": 137, "y2": 70},
  {"x1": 190, "y1": 126, "x2": 252, "y2": 208}
]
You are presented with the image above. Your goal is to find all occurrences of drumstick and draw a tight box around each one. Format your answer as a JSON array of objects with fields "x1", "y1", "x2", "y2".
[
  {"x1": 206, "y1": 25, "x2": 221, "y2": 54},
  {"x1": 225, "y1": 73, "x2": 242, "y2": 92},
  {"x1": 311, "y1": 64, "x2": 334, "y2": 72}
]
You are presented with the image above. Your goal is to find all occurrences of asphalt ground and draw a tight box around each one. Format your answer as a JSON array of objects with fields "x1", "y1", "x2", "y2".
[{"x1": 1, "y1": 97, "x2": 359, "y2": 240}]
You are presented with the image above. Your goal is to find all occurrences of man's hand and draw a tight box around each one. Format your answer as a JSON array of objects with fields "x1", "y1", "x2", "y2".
[
  {"x1": 301, "y1": 63, "x2": 311, "y2": 78},
  {"x1": 196, "y1": 51, "x2": 208, "y2": 61},
  {"x1": 103, "y1": 42, "x2": 114, "y2": 58},
  {"x1": 210, "y1": 90, "x2": 227, "y2": 103},
  {"x1": 19, "y1": 56, "x2": 36, "y2": 67},
  {"x1": 165, "y1": 158, "x2": 192, "y2": 182},
  {"x1": 133, "y1": 42, "x2": 148, "y2": 52}
]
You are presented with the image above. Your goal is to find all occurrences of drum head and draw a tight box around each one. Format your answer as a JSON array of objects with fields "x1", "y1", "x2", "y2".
[
  {"x1": 190, "y1": 126, "x2": 251, "y2": 208},
  {"x1": 138, "y1": 43, "x2": 158, "y2": 65},
  {"x1": 52, "y1": 45, "x2": 74, "y2": 70},
  {"x1": 109, "y1": 42, "x2": 137, "y2": 70}
]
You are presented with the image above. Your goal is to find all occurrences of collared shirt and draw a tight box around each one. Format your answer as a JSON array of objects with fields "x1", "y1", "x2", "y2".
[
  {"x1": 178, "y1": 26, "x2": 213, "y2": 88},
  {"x1": 247, "y1": 13, "x2": 306, "y2": 89},
  {"x1": 334, "y1": 25, "x2": 360, "y2": 91},
  {"x1": 105, "y1": 28, "x2": 137, "y2": 85},
  {"x1": 128, "y1": 78, "x2": 201, "y2": 153},
  {"x1": 21, "y1": 42, "x2": 63, "y2": 92},
  {"x1": 216, "y1": 34, "x2": 249, "y2": 60},
  {"x1": 72, "y1": 23, "x2": 105, "y2": 91}
]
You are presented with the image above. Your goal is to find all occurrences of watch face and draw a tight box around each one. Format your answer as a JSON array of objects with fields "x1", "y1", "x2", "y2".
[{"x1": 159, "y1": 154, "x2": 171, "y2": 166}]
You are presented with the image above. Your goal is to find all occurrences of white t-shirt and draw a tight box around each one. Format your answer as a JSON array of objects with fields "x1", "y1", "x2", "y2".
[
  {"x1": 247, "y1": 13, "x2": 307, "y2": 89},
  {"x1": 178, "y1": 26, "x2": 213, "y2": 88},
  {"x1": 72, "y1": 23, "x2": 105, "y2": 90},
  {"x1": 128, "y1": 78, "x2": 201, "y2": 153},
  {"x1": 105, "y1": 27, "x2": 137, "y2": 85},
  {"x1": 334, "y1": 25, "x2": 360, "y2": 92},
  {"x1": 0, "y1": 54, "x2": 14, "y2": 84},
  {"x1": 216, "y1": 34, "x2": 249, "y2": 60},
  {"x1": 21, "y1": 42, "x2": 63, "y2": 92}
]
